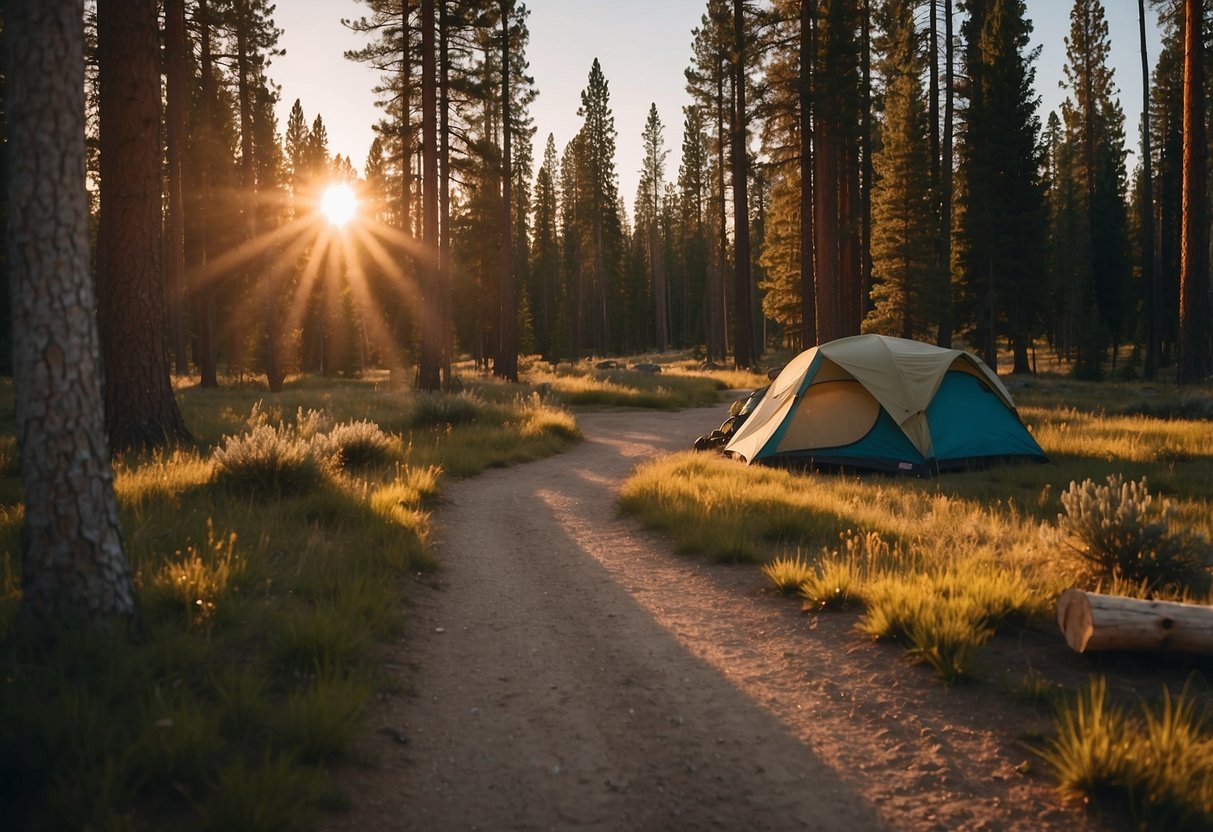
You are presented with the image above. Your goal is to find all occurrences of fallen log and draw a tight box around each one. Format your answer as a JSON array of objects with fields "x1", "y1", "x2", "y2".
[{"x1": 1056, "y1": 589, "x2": 1213, "y2": 654}]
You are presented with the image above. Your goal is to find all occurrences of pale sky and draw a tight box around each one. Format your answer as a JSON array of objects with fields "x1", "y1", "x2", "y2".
[{"x1": 270, "y1": 1, "x2": 1163, "y2": 216}]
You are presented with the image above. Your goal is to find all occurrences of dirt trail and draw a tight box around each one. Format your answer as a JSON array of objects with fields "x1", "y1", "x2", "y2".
[{"x1": 330, "y1": 406, "x2": 1100, "y2": 831}]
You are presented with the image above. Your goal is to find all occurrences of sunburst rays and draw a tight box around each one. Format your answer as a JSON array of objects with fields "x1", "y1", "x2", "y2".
[{"x1": 184, "y1": 179, "x2": 443, "y2": 379}]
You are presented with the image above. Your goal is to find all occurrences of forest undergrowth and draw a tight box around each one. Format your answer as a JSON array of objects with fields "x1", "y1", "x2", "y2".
[{"x1": 0, "y1": 356, "x2": 740, "y2": 830}]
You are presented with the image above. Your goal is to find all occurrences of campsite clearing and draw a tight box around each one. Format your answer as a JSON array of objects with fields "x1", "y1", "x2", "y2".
[{"x1": 328, "y1": 406, "x2": 1108, "y2": 832}]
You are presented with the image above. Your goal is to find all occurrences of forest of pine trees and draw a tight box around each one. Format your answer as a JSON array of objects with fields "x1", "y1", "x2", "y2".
[{"x1": 1, "y1": 0, "x2": 1211, "y2": 403}]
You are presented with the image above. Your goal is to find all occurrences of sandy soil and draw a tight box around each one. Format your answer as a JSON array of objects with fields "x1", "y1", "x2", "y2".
[{"x1": 328, "y1": 405, "x2": 1106, "y2": 832}]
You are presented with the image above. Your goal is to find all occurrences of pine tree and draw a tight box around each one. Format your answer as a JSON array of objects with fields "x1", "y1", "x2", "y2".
[
  {"x1": 730, "y1": 0, "x2": 756, "y2": 368},
  {"x1": 813, "y1": 0, "x2": 865, "y2": 342},
  {"x1": 530, "y1": 134, "x2": 561, "y2": 358},
  {"x1": 1179, "y1": 0, "x2": 1211, "y2": 383},
  {"x1": 956, "y1": 0, "x2": 1047, "y2": 372},
  {"x1": 94, "y1": 0, "x2": 190, "y2": 449},
  {"x1": 637, "y1": 103, "x2": 670, "y2": 351},
  {"x1": 7, "y1": 0, "x2": 134, "y2": 625},
  {"x1": 864, "y1": 0, "x2": 937, "y2": 341},
  {"x1": 345, "y1": 0, "x2": 416, "y2": 238},
  {"x1": 164, "y1": 0, "x2": 189, "y2": 373},
  {"x1": 677, "y1": 104, "x2": 710, "y2": 350},
  {"x1": 1139, "y1": 0, "x2": 1159, "y2": 378},
  {"x1": 1145, "y1": 0, "x2": 1183, "y2": 371},
  {"x1": 576, "y1": 58, "x2": 623, "y2": 355},
  {"x1": 686, "y1": 0, "x2": 732, "y2": 360},
  {"x1": 1059, "y1": 0, "x2": 1133, "y2": 378}
]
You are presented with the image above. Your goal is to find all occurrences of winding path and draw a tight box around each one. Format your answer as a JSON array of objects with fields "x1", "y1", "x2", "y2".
[{"x1": 329, "y1": 406, "x2": 1098, "y2": 831}]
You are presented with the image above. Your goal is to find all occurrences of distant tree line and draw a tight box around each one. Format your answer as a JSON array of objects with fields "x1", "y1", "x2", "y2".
[{"x1": 2, "y1": 0, "x2": 1212, "y2": 425}]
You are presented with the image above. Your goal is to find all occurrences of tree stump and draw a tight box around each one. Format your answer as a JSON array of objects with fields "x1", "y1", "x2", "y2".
[{"x1": 1056, "y1": 589, "x2": 1213, "y2": 654}]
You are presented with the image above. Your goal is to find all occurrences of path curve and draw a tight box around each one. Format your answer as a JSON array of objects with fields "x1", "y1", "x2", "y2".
[{"x1": 330, "y1": 406, "x2": 1100, "y2": 832}]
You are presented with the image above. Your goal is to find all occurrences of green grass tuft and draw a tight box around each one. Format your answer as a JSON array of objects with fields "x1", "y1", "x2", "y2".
[{"x1": 761, "y1": 552, "x2": 814, "y2": 593}]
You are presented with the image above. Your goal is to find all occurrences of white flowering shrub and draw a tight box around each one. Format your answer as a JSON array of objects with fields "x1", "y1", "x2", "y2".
[
  {"x1": 1057, "y1": 475, "x2": 1213, "y2": 595},
  {"x1": 314, "y1": 420, "x2": 397, "y2": 469},
  {"x1": 213, "y1": 423, "x2": 332, "y2": 495}
]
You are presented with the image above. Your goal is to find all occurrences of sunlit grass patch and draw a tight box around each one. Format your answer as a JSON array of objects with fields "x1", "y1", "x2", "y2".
[
  {"x1": 141, "y1": 522, "x2": 243, "y2": 634},
  {"x1": 761, "y1": 552, "x2": 815, "y2": 594},
  {"x1": 519, "y1": 360, "x2": 726, "y2": 410},
  {"x1": 113, "y1": 447, "x2": 214, "y2": 504},
  {"x1": 1034, "y1": 677, "x2": 1213, "y2": 829},
  {"x1": 1037, "y1": 677, "x2": 1133, "y2": 805}
]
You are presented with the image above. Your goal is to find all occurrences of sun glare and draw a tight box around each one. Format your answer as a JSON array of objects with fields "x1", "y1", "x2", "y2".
[{"x1": 321, "y1": 183, "x2": 357, "y2": 227}]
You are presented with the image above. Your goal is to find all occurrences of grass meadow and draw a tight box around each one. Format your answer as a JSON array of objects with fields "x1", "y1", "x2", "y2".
[
  {"x1": 0, "y1": 357, "x2": 735, "y2": 830},
  {"x1": 620, "y1": 370, "x2": 1213, "y2": 827},
  {"x1": 4, "y1": 350, "x2": 1210, "y2": 828}
]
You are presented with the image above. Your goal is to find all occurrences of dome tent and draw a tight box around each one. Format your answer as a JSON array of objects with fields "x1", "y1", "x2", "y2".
[{"x1": 723, "y1": 334, "x2": 1046, "y2": 474}]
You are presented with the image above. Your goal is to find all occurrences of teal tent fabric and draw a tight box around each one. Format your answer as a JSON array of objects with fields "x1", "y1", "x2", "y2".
[{"x1": 925, "y1": 372, "x2": 1046, "y2": 469}]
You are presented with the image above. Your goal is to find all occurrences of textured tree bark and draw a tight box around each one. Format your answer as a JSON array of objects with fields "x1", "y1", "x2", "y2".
[
  {"x1": 439, "y1": 0, "x2": 453, "y2": 387},
  {"x1": 417, "y1": 0, "x2": 442, "y2": 390},
  {"x1": 798, "y1": 0, "x2": 816, "y2": 351},
  {"x1": 165, "y1": 0, "x2": 190, "y2": 375},
  {"x1": 1179, "y1": 0, "x2": 1211, "y2": 385},
  {"x1": 196, "y1": 0, "x2": 220, "y2": 388},
  {"x1": 731, "y1": 0, "x2": 753, "y2": 369},
  {"x1": 6, "y1": 0, "x2": 135, "y2": 624},
  {"x1": 938, "y1": 0, "x2": 954, "y2": 348},
  {"x1": 495, "y1": 0, "x2": 518, "y2": 382},
  {"x1": 814, "y1": 130, "x2": 841, "y2": 343},
  {"x1": 96, "y1": 0, "x2": 190, "y2": 450},
  {"x1": 1138, "y1": 0, "x2": 1159, "y2": 380}
]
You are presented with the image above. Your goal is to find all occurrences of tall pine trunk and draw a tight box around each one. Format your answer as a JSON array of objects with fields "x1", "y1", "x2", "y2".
[
  {"x1": 96, "y1": 0, "x2": 189, "y2": 450},
  {"x1": 1140, "y1": 0, "x2": 1159, "y2": 380},
  {"x1": 938, "y1": 0, "x2": 954, "y2": 348},
  {"x1": 731, "y1": 0, "x2": 753, "y2": 368},
  {"x1": 7, "y1": 0, "x2": 135, "y2": 625},
  {"x1": 165, "y1": 0, "x2": 189, "y2": 374},
  {"x1": 1179, "y1": 0, "x2": 1211, "y2": 384},
  {"x1": 814, "y1": 130, "x2": 841, "y2": 342},
  {"x1": 196, "y1": 0, "x2": 219, "y2": 388},
  {"x1": 417, "y1": 0, "x2": 441, "y2": 390},
  {"x1": 496, "y1": 0, "x2": 518, "y2": 381},
  {"x1": 439, "y1": 0, "x2": 452, "y2": 386},
  {"x1": 798, "y1": 0, "x2": 816, "y2": 349}
]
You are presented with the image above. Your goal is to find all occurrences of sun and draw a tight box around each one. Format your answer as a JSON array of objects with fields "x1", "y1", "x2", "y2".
[{"x1": 320, "y1": 183, "x2": 358, "y2": 227}]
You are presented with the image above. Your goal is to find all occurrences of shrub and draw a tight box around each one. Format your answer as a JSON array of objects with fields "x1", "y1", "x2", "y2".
[
  {"x1": 800, "y1": 530, "x2": 901, "y2": 610},
  {"x1": 409, "y1": 392, "x2": 482, "y2": 428},
  {"x1": 212, "y1": 423, "x2": 332, "y2": 495},
  {"x1": 1122, "y1": 395, "x2": 1213, "y2": 422},
  {"x1": 1055, "y1": 475, "x2": 1213, "y2": 595},
  {"x1": 316, "y1": 419, "x2": 397, "y2": 469}
]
